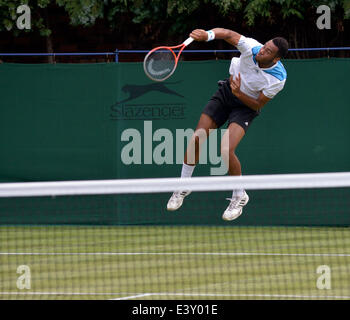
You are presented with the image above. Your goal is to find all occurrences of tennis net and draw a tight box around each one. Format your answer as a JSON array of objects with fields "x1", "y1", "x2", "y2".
[{"x1": 1, "y1": 172, "x2": 350, "y2": 300}]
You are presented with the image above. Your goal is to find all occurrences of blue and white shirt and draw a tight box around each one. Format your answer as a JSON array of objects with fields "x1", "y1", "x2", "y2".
[{"x1": 229, "y1": 35, "x2": 287, "y2": 99}]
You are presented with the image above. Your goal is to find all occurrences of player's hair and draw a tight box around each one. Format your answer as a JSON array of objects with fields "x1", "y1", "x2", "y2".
[{"x1": 272, "y1": 37, "x2": 289, "y2": 58}]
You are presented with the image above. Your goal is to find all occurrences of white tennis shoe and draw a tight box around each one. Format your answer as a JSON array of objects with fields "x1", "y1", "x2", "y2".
[
  {"x1": 222, "y1": 191, "x2": 249, "y2": 221},
  {"x1": 167, "y1": 191, "x2": 191, "y2": 211}
]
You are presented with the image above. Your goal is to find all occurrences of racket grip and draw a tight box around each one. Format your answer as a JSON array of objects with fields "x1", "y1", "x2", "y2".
[{"x1": 183, "y1": 37, "x2": 194, "y2": 47}]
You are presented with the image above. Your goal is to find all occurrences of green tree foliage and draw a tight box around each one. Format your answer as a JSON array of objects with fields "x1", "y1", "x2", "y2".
[
  {"x1": 0, "y1": 0, "x2": 104, "y2": 35},
  {"x1": 1, "y1": 0, "x2": 349, "y2": 35},
  {"x1": 244, "y1": 0, "x2": 348, "y2": 25},
  {"x1": 55, "y1": 0, "x2": 105, "y2": 25},
  {"x1": 0, "y1": 0, "x2": 51, "y2": 36},
  {"x1": 344, "y1": 0, "x2": 350, "y2": 18},
  {"x1": 0, "y1": 0, "x2": 349, "y2": 54}
]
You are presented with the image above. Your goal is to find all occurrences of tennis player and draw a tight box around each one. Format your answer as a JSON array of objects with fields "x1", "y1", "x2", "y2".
[{"x1": 167, "y1": 28, "x2": 288, "y2": 221}]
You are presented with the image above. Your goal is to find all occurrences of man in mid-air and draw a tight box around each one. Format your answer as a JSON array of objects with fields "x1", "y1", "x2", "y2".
[{"x1": 167, "y1": 28, "x2": 288, "y2": 221}]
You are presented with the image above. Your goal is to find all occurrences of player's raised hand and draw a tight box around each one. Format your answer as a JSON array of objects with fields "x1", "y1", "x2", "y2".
[
  {"x1": 189, "y1": 29, "x2": 208, "y2": 41},
  {"x1": 230, "y1": 73, "x2": 241, "y2": 95}
]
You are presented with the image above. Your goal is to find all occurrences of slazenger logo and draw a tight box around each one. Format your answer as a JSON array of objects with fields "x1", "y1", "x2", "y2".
[{"x1": 110, "y1": 82, "x2": 186, "y2": 120}]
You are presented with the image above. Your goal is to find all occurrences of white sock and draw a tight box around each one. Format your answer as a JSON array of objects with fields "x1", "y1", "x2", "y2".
[
  {"x1": 232, "y1": 174, "x2": 244, "y2": 198},
  {"x1": 232, "y1": 188, "x2": 245, "y2": 198},
  {"x1": 181, "y1": 163, "x2": 195, "y2": 178}
]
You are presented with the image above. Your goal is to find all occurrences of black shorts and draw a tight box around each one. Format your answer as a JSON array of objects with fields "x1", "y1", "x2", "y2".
[{"x1": 202, "y1": 79, "x2": 259, "y2": 132}]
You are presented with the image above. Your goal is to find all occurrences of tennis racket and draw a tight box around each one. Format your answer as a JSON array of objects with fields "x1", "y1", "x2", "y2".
[{"x1": 143, "y1": 37, "x2": 194, "y2": 82}]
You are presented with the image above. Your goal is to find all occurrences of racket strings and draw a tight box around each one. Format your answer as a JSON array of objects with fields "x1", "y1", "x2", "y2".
[{"x1": 144, "y1": 49, "x2": 176, "y2": 81}]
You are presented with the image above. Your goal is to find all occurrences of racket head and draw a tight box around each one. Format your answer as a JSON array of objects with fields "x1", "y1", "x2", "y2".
[{"x1": 143, "y1": 47, "x2": 178, "y2": 82}]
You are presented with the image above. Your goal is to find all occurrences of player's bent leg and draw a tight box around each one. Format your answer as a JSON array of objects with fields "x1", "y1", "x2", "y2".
[
  {"x1": 220, "y1": 122, "x2": 249, "y2": 221},
  {"x1": 220, "y1": 122, "x2": 245, "y2": 175},
  {"x1": 167, "y1": 113, "x2": 218, "y2": 211},
  {"x1": 184, "y1": 113, "x2": 218, "y2": 165}
]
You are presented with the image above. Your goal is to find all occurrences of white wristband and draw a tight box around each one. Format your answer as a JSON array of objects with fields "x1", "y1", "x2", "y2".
[{"x1": 206, "y1": 30, "x2": 215, "y2": 42}]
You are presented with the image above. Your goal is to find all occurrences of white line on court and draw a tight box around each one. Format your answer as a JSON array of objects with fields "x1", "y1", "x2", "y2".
[
  {"x1": 1, "y1": 292, "x2": 350, "y2": 299},
  {"x1": 0, "y1": 292, "x2": 124, "y2": 295},
  {"x1": 114, "y1": 292, "x2": 350, "y2": 300},
  {"x1": 1, "y1": 252, "x2": 350, "y2": 257},
  {"x1": 111, "y1": 293, "x2": 154, "y2": 300},
  {"x1": 130, "y1": 292, "x2": 350, "y2": 299}
]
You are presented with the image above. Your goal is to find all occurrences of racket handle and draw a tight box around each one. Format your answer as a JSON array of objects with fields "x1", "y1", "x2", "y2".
[{"x1": 183, "y1": 37, "x2": 194, "y2": 47}]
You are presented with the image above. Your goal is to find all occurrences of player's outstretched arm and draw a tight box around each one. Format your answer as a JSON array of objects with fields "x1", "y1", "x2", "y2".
[{"x1": 189, "y1": 28, "x2": 241, "y2": 47}]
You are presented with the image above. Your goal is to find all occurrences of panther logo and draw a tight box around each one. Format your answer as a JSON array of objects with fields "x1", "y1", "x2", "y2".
[{"x1": 113, "y1": 81, "x2": 184, "y2": 105}]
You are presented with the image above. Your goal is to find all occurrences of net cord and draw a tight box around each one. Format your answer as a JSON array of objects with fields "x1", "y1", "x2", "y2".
[{"x1": 1, "y1": 172, "x2": 350, "y2": 198}]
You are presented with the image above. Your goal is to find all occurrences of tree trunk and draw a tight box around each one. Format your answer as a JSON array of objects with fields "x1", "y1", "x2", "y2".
[
  {"x1": 46, "y1": 34, "x2": 54, "y2": 63},
  {"x1": 44, "y1": 8, "x2": 54, "y2": 63}
]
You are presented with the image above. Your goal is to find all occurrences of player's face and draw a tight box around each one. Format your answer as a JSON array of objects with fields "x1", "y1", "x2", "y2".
[{"x1": 256, "y1": 40, "x2": 280, "y2": 64}]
